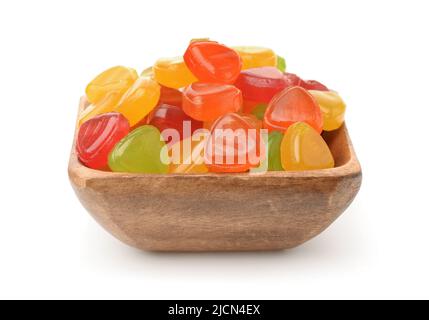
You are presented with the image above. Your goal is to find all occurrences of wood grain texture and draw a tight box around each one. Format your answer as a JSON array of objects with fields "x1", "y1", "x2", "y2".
[{"x1": 68, "y1": 97, "x2": 362, "y2": 251}]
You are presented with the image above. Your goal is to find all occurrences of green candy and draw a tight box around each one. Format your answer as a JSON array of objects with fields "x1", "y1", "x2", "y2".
[
  {"x1": 250, "y1": 131, "x2": 284, "y2": 173},
  {"x1": 108, "y1": 125, "x2": 169, "y2": 174},
  {"x1": 277, "y1": 55, "x2": 286, "y2": 73},
  {"x1": 251, "y1": 104, "x2": 268, "y2": 120},
  {"x1": 267, "y1": 131, "x2": 284, "y2": 171}
]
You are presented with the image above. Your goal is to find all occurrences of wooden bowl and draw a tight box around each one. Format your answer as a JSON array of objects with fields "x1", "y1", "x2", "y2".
[{"x1": 68, "y1": 97, "x2": 362, "y2": 251}]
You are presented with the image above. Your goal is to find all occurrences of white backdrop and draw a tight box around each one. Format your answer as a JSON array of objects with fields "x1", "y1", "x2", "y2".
[{"x1": 0, "y1": 0, "x2": 428, "y2": 299}]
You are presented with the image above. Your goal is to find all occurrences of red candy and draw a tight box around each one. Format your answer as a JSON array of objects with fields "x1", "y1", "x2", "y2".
[
  {"x1": 284, "y1": 73, "x2": 329, "y2": 91},
  {"x1": 158, "y1": 86, "x2": 183, "y2": 107},
  {"x1": 234, "y1": 67, "x2": 288, "y2": 103},
  {"x1": 184, "y1": 41, "x2": 242, "y2": 84},
  {"x1": 264, "y1": 86, "x2": 323, "y2": 133},
  {"x1": 149, "y1": 103, "x2": 202, "y2": 144},
  {"x1": 182, "y1": 83, "x2": 242, "y2": 122},
  {"x1": 301, "y1": 79, "x2": 329, "y2": 91},
  {"x1": 76, "y1": 112, "x2": 130, "y2": 169},
  {"x1": 205, "y1": 113, "x2": 264, "y2": 173}
]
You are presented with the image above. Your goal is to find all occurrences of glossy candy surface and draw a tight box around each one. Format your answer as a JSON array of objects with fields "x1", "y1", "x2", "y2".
[
  {"x1": 169, "y1": 136, "x2": 209, "y2": 174},
  {"x1": 250, "y1": 104, "x2": 268, "y2": 120},
  {"x1": 267, "y1": 131, "x2": 284, "y2": 171},
  {"x1": 283, "y1": 73, "x2": 329, "y2": 91},
  {"x1": 205, "y1": 113, "x2": 264, "y2": 173},
  {"x1": 235, "y1": 67, "x2": 288, "y2": 103},
  {"x1": 153, "y1": 56, "x2": 197, "y2": 89},
  {"x1": 184, "y1": 41, "x2": 242, "y2": 84},
  {"x1": 233, "y1": 46, "x2": 277, "y2": 70},
  {"x1": 280, "y1": 122, "x2": 334, "y2": 171},
  {"x1": 79, "y1": 93, "x2": 123, "y2": 126},
  {"x1": 309, "y1": 90, "x2": 346, "y2": 131},
  {"x1": 108, "y1": 125, "x2": 168, "y2": 174},
  {"x1": 85, "y1": 66, "x2": 138, "y2": 105},
  {"x1": 149, "y1": 103, "x2": 203, "y2": 143},
  {"x1": 302, "y1": 80, "x2": 329, "y2": 91},
  {"x1": 76, "y1": 112, "x2": 130, "y2": 170},
  {"x1": 264, "y1": 86, "x2": 323, "y2": 133},
  {"x1": 183, "y1": 83, "x2": 242, "y2": 121},
  {"x1": 277, "y1": 56, "x2": 287, "y2": 72},
  {"x1": 115, "y1": 77, "x2": 161, "y2": 127},
  {"x1": 159, "y1": 86, "x2": 183, "y2": 107}
]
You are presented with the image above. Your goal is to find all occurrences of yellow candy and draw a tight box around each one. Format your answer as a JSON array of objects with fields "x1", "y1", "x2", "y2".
[
  {"x1": 169, "y1": 136, "x2": 208, "y2": 174},
  {"x1": 85, "y1": 66, "x2": 138, "y2": 105},
  {"x1": 153, "y1": 56, "x2": 197, "y2": 89},
  {"x1": 309, "y1": 90, "x2": 346, "y2": 131},
  {"x1": 233, "y1": 46, "x2": 277, "y2": 70},
  {"x1": 78, "y1": 92, "x2": 122, "y2": 126},
  {"x1": 281, "y1": 122, "x2": 334, "y2": 171},
  {"x1": 140, "y1": 66, "x2": 154, "y2": 78},
  {"x1": 116, "y1": 77, "x2": 161, "y2": 126}
]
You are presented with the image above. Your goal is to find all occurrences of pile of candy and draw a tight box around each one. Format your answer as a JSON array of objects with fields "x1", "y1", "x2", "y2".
[{"x1": 76, "y1": 39, "x2": 346, "y2": 174}]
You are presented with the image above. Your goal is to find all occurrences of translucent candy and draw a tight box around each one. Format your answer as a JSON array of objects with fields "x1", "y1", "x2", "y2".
[
  {"x1": 280, "y1": 122, "x2": 334, "y2": 171},
  {"x1": 153, "y1": 56, "x2": 197, "y2": 89},
  {"x1": 309, "y1": 90, "x2": 346, "y2": 131}
]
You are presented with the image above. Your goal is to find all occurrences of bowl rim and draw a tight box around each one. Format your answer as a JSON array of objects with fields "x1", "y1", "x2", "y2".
[{"x1": 69, "y1": 97, "x2": 362, "y2": 184}]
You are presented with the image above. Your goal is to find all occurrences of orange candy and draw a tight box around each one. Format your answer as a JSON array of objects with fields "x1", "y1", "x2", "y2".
[
  {"x1": 264, "y1": 86, "x2": 323, "y2": 133},
  {"x1": 205, "y1": 113, "x2": 264, "y2": 173},
  {"x1": 184, "y1": 41, "x2": 242, "y2": 84},
  {"x1": 182, "y1": 83, "x2": 242, "y2": 122}
]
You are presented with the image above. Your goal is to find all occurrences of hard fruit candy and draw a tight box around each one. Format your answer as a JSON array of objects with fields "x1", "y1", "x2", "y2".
[
  {"x1": 115, "y1": 77, "x2": 161, "y2": 127},
  {"x1": 76, "y1": 112, "x2": 130, "y2": 170},
  {"x1": 205, "y1": 113, "x2": 264, "y2": 173},
  {"x1": 153, "y1": 56, "x2": 197, "y2": 89},
  {"x1": 108, "y1": 125, "x2": 169, "y2": 173},
  {"x1": 85, "y1": 66, "x2": 138, "y2": 105},
  {"x1": 232, "y1": 46, "x2": 277, "y2": 70},
  {"x1": 264, "y1": 86, "x2": 323, "y2": 133},
  {"x1": 235, "y1": 67, "x2": 287, "y2": 103},
  {"x1": 309, "y1": 90, "x2": 346, "y2": 131},
  {"x1": 280, "y1": 122, "x2": 334, "y2": 171},
  {"x1": 184, "y1": 41, "x2": 242, "y2": 84},
  {"x1": 169, "y1": 136, "x2": 209, "y2": 174},
  {"x1": 149, "y1": 103, "x2": 203, "y2": 144},
  {"x1": 267, "y1": 131, "x2": 284, "y2": 171},
  {"x1": 183, "y1": 83, "x2": 242, "y2": 122}
]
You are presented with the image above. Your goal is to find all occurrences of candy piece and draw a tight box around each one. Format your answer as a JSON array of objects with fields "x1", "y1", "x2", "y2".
[
  {"x1": 267, "y1": 131, "x2": 284, "y2": 171},
  {"x1": 277, "y1": 56, "x2": 287, "y2": 72},
  {"x1": 115, "y1": 77, "x2": 161, "y2": 127},
  {"x1": 241, "y1": 113, "x2": 262, "y2": 130},
  {"x1": 76, "y1": 112, "x2": 130, "y2": 170},
  {"x1": 153, "y1": 56, "x2": 197, "y2": 89},
  {"x1": 205, "y1": 113, "x2": 264, "y2": 173},
  {"x1": 169, "y1": 136, "x2": 209, "y2": 174},
  {"x1": 184, "y1": 41, "x2": 242, "y2": 84},
  {"x1": 264, "y1": 86, "x2": 323, "y2": 133},
  {"x1": 302, "y1": 80, "x2": 329, "y2": 91},
  {"x1": 79, "y1": 93, "x2": 123, "y2": 126},
  {"x1": 183, "y1": 83, "x2": 242, "y2": 122},
  {"x1": 108, "y1": 125, "x2": 168, "y2": 173},
  {"x1": 235, "y1": 67, "x2": 288, "y2": 103},
  {"x1": 284, "y1": 72, "x2": 303, "y2": 87},
  {"x1": 232, "y1": 46, "x2": 277, "y2": 70},
  {"x1": 141, "y1": 67, "x2": 154, "y2": 78},
  {"x1": 280, "y1": 122, "x2": 334, "y2": 171},
  {"x1": 149, "y1": 103, "x2": 203, "y2": 143},
  {"x1": 309, "y1": 90, "x2": 346, "y2": 131},
  {"x1": 283, "y1": 73, "x2": 329, "y2": 91},
  {"x1": 250, "y1": 104, "x2": 268, "y2": 120},
  {"x1": 159, "y1": 86, "x2": 183, "y2": 107},
  {"x1": 85, "y1": 66, "x2": 138, "y2": 105}
]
